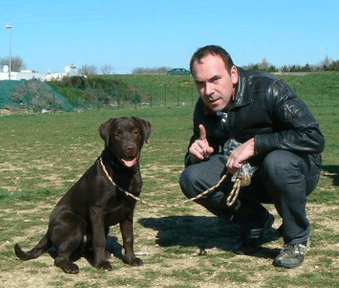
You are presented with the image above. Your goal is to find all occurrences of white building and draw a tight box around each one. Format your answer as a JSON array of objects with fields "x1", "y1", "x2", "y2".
[{"x1": 0, "y1": 65, "x2": 81, "y2": 81}]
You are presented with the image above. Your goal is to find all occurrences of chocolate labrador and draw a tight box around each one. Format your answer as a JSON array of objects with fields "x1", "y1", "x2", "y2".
[{"x1": 14, "y1": 116, "x2": 151, "y2": 274}]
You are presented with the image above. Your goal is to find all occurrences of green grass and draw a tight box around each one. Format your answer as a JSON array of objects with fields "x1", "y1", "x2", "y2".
[{"x1": 0, "y1": 72, "x2": 338, "y2": 288}]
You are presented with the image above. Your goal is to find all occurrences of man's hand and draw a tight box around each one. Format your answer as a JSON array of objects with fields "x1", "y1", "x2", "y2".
[
  {"x1": 227, "y1": 138, "x2": 256, "y2": 173},
  {"x1": 189, "y1": 125, "x2": 214, "y2": 164}
]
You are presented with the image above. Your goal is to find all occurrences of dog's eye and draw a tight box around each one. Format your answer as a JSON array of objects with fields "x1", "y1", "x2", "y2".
[
  {"x1": 114, "y1": 130, "x2": 122, "y2": 138},
  {"x1": 133, "y1": 130, "x2": 140, "y2": 136}
]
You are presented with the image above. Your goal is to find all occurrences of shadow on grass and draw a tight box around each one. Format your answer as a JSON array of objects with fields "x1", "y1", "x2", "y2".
[
  {"x1": 139, "y1": 215, "x2": 280, "y2": 259},
  {"x1": 85, "y1": 235, "x2": 125, "y2": 266},
  {"x1": 321, "y1": 165, "x2": 339, "y2": 186}
]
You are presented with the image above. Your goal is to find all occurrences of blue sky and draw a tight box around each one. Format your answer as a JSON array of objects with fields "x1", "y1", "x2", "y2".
[{"x1": 0, "y1": 0, "x2": 338, "y2": 74}]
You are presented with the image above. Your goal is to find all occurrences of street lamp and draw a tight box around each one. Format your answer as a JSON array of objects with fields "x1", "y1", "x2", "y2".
[{"x1": 5, "y1": 24, "x2": 12, "y2": 81}]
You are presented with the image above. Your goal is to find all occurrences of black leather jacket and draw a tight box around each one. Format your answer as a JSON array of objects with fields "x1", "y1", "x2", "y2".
[{"x1": 186, "y1": 67, "x2": 324, "y2": 167}]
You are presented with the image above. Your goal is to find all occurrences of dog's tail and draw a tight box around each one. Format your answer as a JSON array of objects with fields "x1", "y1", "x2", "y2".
[{"x1": 14, "y1": 234, "x2": 50, "y2": 261}]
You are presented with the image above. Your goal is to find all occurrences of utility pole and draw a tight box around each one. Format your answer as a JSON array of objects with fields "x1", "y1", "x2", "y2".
[{"x1": 5, "y1": 24, "x2": 12, "y2": 80}]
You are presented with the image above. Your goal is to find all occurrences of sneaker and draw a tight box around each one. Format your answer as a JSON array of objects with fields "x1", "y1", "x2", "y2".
[
  {"x1": 273, "y1": 242, "x2": 308, "y2": 269},
  {"x1": 235, "y1": 213, "x2": 275, "y2": 255}
]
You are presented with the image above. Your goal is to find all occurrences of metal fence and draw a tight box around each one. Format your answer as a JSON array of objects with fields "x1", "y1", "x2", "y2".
[
  {"x1": 293, "y1": 85, "x2": 339, "y2": 107},
  {"x1": 132, "y1": 83, "x2": 200, "y2": 108},
  {"x1": 1, "y1": 77, "x2": 338, "y2": 112}
]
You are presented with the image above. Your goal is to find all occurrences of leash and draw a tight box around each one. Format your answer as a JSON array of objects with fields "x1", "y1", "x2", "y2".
[
  {"x1": 99, "y1": 157, "x2": 150, "y2": 205},
  {"x1": 183, "y1": 170, "x2": 251, "y2": 207},
  {"x1": 100, "y1": 156, "x2": 249, "y2": 208},
  {"x1": 182, "y1": 172, "x2": 229, "y2": 205}
]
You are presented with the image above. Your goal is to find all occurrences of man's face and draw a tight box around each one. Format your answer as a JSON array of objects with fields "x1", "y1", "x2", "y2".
[{"x1": 193, "y1": 54, "x2": 239, "y2": 112}]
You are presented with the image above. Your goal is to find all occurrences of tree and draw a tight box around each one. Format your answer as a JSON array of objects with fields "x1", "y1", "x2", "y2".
[
  {"x1": 281, "y1": 65, "x2": 289, "y2": 72},
  {"x1": 0, "y1": 56, "x2": 27, "y2": 72},
  {"x1": 301, "y1": 63, "x2": 311, "y2": 72},
  {"x1": 78, "y1": 64, "x2": 98, "y2": 75},
  {"x1": 243, "y1": 58, "x2": 277, "y2": 73},
  {"x1": 259, "y1": 58, "x2": 270, "y2": 71},
  {"x1": 321, "y1": 55, "x2": 332, "y2": 68},
  {"x1": 328, "y1": 60, "x2": 339, "y2": 71},
  {"x1": 100, "y1": 64, "x2": 114, "y2": 75},
  {"x1": 267, "y1": 65, "x2": 277, "y2": 73}
]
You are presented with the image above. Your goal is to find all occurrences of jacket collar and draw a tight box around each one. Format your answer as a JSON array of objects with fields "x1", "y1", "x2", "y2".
[{"x1": 230, "y1": 67, "x2": 252, "y2": 109}]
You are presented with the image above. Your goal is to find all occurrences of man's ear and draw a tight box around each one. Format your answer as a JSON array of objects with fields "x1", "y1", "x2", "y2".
[
  {"x1": 98, "y1": 118, "x2": 116, "y2": 147},
  {"x1": 132, "y1": 117, "x2": 152, "y2": 143},
  {"x1": 230, "y1": 66, "x2": 239, "y2": 85}
]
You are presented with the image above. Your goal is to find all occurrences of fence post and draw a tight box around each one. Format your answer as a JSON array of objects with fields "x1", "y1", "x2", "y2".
[
  {"x1": 322, "y1": 86, "x2": 324, "y2": 106},
  {"x1": 26, "y1": 88, "x2": 30, "y2": 110},
  {"x1": 177, "y1": 85, "x2": 180, "y2": 106},
  {"x1": 117, "y1": 86, "x2": 121, "y2": 109},
  {"x1": 150, "y1": 91, "x2": 153, "y2": 108},
  {"x1": 149, "y1": 84, "x2": 152, "y2": 108},
  {"x1": 191, "y1": 85, "x2": 194, "y2": 106},
  {"x1": 52, "y1": 88, "x2": 55, "y2": 113}
]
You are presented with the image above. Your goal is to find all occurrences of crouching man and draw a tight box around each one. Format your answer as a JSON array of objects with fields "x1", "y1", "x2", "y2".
[{"x1": 179, "y1": 45, "x2": 324, "y2": 268}]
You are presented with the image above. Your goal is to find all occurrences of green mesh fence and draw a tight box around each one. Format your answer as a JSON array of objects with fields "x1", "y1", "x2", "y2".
[
  {"x1": 0, "y1": 80, "x2": 26, "y2": 109},
  {"x1": 0, "y1": 80, "x2": 74, "y2": 111}
]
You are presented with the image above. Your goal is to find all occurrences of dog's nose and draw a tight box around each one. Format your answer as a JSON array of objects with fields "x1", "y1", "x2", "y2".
[{"x1": 126, "y1": 146, "x2": 136, "y2": 156}]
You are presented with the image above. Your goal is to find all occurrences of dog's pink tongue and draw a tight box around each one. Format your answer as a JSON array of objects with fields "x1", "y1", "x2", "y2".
[{"x1": 122, "y1": 157, "x2": 138, "y2": 168}]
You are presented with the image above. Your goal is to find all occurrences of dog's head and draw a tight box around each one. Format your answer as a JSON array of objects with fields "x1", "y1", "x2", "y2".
[{"x1": 99, "y1": 117, "x2": 151, "y2": 168}]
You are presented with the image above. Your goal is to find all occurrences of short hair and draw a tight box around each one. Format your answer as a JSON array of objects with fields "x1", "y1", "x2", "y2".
[{"x1": 190, "y1": 45, "x2": 235, "y2": 76}]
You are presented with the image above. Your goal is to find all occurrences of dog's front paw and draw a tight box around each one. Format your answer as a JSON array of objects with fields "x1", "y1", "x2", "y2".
[
  {"x1": 55, "y1": 258, "x2": 79, "y2": 274},
  {"x1": 129, "y1": 257, "x2": 144, "y2": 266},
  {"x1": 96, "y1": 259, "x2": 113, "y2": 271},
  {"x1": 63, "y1": 263, "x2": 80, "y2": 274}
]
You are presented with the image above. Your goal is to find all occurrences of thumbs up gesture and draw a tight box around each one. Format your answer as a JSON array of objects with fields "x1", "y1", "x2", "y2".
[{"x1": 189, "y1": 125, "x2": 214, "y2": 164}]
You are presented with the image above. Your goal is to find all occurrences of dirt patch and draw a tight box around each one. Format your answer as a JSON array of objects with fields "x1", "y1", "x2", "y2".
[{"x1": 1, "y1": 200, "x2": 337, "y2": 288}]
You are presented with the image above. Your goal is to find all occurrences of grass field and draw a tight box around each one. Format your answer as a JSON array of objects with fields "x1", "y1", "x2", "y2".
[{"x1": 0, "y1": 73, "x2": 338, "y2": 288}]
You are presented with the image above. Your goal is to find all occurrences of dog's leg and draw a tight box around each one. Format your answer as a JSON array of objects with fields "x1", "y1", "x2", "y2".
[
  {"x1": 91, "y1": 212, "x2": 113, "y2": 271},
  {"x1": 54, "y1": 254, "x2": 80, "y2": 274},
  {"x1": 120, "y1": 216, "x2": 143, "y2": 266},
  {"x1": 50, "y1": 212, "x2": 86, "y2": 274}
]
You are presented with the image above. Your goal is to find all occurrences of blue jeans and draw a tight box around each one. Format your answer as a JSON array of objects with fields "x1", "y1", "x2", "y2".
[{"x1": 179, "y1": 150, "x2": 321, "y2": 244}]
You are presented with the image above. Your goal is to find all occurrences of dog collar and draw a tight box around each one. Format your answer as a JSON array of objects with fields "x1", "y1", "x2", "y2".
[{"x1": 99, "y1": 157, "x2": 141, "y2": 202}]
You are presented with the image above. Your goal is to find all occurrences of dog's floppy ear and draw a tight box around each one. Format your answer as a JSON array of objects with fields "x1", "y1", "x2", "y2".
[
  {"x1": 99, "y1": 118, "x2": 116, "y2": 147},
  {"x1": 132, "y1": 117, "x2": 152, "y2": 143}
]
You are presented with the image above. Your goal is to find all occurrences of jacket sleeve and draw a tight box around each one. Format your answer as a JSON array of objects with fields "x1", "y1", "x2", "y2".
[{"x1": 254, "y1": 80, "x2": 325, "y2": 157}]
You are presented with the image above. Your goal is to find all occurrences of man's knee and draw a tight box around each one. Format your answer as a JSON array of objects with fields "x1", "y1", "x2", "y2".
[
  {"x1": 261, "y1": 150, "x2": 308, "y2": 197},
  {"x1": 179, "y1": 164, "x2": 231, "y2": 220},
  {"x1": 179, "y1": 164, "x2": 207, "y2": 199},
  {"x1": 263, "y1": 150, "x2": 303, "y2": 178},
  {"x1": 179, "y1": 154, "x2": 226, "y2": 199},
  {"x1": 179, "y1": 167, "x2": 196, "y2": 199}
]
